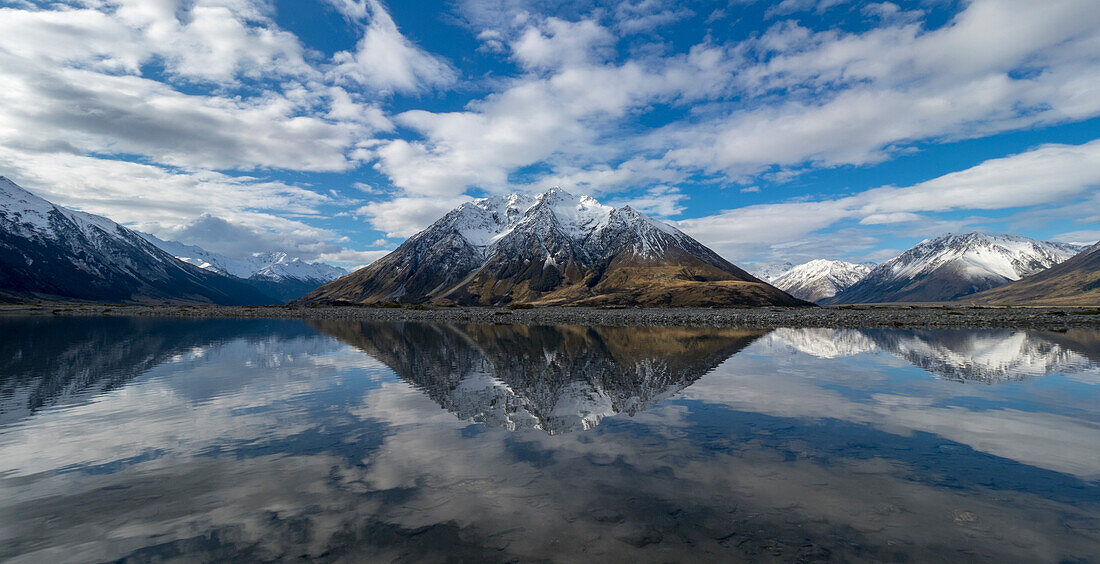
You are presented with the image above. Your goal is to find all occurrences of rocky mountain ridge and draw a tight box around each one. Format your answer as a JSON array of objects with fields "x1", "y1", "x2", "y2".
[
  {"x1": 141, "y1": 234, "x2": 347, "y2": 302},
  {"x1": 299, "y1": 188, "x2": 808, "y2": 307},
  {"x1": 770, "y1": 259, "x2": 874, "y2": 302},
  {"x1": 0, "y1": 177, "x2": 272, "y2": 305},
  {"x1": 970, "y1": 241, "x2": 1100, "y2": 305},
  {"x1": 825, "y1": 233, "x2": 1081, "y2": 304}
]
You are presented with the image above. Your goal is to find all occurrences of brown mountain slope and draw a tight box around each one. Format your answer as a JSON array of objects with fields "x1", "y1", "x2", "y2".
[{"x1": 968, "y1": 241, "x2": 1100, "y2": 305}]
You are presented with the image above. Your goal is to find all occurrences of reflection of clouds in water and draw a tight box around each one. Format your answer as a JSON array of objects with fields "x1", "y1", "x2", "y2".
[
  {"x1": 11, "y1": 376, "x2": 1084, "y2": 564},
  {"x1": 1, "y1": 321, "x2": 1099, "y2": 563},
  {"x1": 685, "y1": 350, "x2": 1100, "y2": 479},
  {"x1": 295, "y1": 379, "x2": 1100, "y2": 562},
  {"x1": 0, "y1": 334, "x2": 373, "y2": 477}
]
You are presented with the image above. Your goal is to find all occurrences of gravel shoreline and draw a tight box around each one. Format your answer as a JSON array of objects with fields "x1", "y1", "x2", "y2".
[{"x1": 2, "y1": 303, "x2": 1099, "y2": 329}]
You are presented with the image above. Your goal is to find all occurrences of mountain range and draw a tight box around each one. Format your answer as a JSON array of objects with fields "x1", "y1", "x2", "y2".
[
  {"x1": 754, "y1": 233, "x2": 1088, "y2": 305},
  {"x1": 299, "y1": 188, "x2": 808, "y2": 307},
  {"x1": 766, "y1": 259, "x2": 874, "y2": 302},
  {"x1": 141, "y1": 234, "x2": 347, "y2": 302},
  {"x1": 0, "y1": 177, "x2": 272, "y2": 305},
  {"x1": 2, "y1": 176, "x2": 1096, "y2": 307},
  {"x1": 823, "y1": 233, "x2": 1083, "y2": 304},
  {"x1": 969, "y1": 241, "x2": 1100, "y2": 306},
  {"x1": 0, "y1": 177, "x2": 345, "y2": 304}
]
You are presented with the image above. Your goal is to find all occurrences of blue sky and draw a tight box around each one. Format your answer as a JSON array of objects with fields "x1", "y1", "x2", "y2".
[{"x1": 1, "y1": 0, "x2": 1098, "y2": 269}]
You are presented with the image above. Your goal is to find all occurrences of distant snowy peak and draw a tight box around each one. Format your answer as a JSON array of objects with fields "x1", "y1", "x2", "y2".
[
  {"x1": 754, "y1": 262, "x2": 795, "y2": 283},
  {"x1": 828, "y1": 232, "x2": 1084, "y2": 304},
  {"x1": 771, "y1": 259, "x2": 873, "y2": 302},
  {"x1": 251, "y1": 254, "x2": 347, "y2": 282},
  {"x1": 883, "y1": 233, "x2": 1081, "y2": 282},
  {"x1": 140, "y1": 233, "x2": 346, "y2": 283}
]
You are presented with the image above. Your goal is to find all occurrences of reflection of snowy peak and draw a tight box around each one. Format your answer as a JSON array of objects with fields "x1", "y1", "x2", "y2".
[
  {"x1": 771, "y1": 260, "x2": 873, "y2": 302},
  {"x1": 828, "y1": 233, "x2": 1081, "y2": 304},
  {"x1": 770, "y1": 327, "x2": 1098, "y2": 382},
  {"x1": 766, "y1": 328, "x2": 879, "y2": 358},
  {"x1": 868, "y1": 330, "x2": 1095, "y2": 383},
  {"x1": 313, "y1": 322, "x2": 765, "y2": 433}
]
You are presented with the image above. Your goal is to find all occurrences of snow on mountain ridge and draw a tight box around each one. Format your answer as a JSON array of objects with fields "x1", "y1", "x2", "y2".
[
  {"x1": 828, "y1": 232, "x2": 1084, "y2": 303},
  {"x1": 0, "y1": 176, "x2": 134, "y2": 245},
  {"x1": 771, "y1": 259, "x2": 873, "y2": 302},
  {"x1": 443, "y1": 187, "x2": 686, "y2": 260},
  {"x1": 884, "y1": 233, "x2": 1081, "y2": 282},
  {"x1": 140, "y1": 233, "x2": 346, "y2": 282}
]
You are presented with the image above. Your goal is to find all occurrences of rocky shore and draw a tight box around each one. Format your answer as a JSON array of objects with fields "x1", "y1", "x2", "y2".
[{"x1": 2, "y1": 303, "x2": 1099, "y2": 329}]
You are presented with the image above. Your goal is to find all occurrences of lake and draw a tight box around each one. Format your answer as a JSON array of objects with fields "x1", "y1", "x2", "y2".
[{"x1": 1, "y1": 317, "x2": 1098, "y2": 562}]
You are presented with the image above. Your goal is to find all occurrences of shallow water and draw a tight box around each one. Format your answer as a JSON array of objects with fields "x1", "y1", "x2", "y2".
[{"x1": 0, "y1": 317, "x2": 1098, "y2": 562}]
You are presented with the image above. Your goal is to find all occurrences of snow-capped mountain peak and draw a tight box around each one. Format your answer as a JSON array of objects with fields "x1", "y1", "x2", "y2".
[
  {"x1": 0, "y1": 177, "x2": 272, "y2": 304},
  {"x1": 447, "y1": 188, "x2": 624, "y2": 250},
  {"x1": 299, "y1": 187, "x2": 803, "y2": 307},
  {"x1": 886, "y1": 233, "x2": 1080, "y2": 282},
  {"x1": 828, "y1": 232, "x2": 1083, "y2": 304},
  {"x1": 139, "y1": 233, "x2": 347, "y2": 283},
  {"x1": 0, "y1": 176, "x2": 130, "y2": 244},
  {"x1": 771, "y1": 259, "x2": 874, "y2": 302},
  {"x1": 440, "y1": 187, "x2": 687, "y2": 261}
]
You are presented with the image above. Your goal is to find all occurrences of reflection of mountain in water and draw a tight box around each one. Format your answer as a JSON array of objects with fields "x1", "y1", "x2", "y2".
[
  {"x1": 767, "y1": 328, "x2": 879, "y2": 359},
  {"x1": 0, "y1": 317, "x2": 319, "y2": 424},
  {"x1": 769, "y1": 327, "x2": 1099, "y2": 382},
  {"x1": 313, "y1": 321, "x2": 765, "y2": 433}
]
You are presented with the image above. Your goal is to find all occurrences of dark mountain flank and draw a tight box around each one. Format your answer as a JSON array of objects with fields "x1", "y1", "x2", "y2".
[
  {"x1": 298, "y1": 188, "x2": 808, "y2": 307},
  {"x1": 0, "y1": 177, "x2": 273, "y2": 305}
]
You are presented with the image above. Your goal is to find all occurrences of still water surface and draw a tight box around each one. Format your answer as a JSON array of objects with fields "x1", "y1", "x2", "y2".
[{"x1": 1, "y1": 317, "x2": 1098, "y2": 562}]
